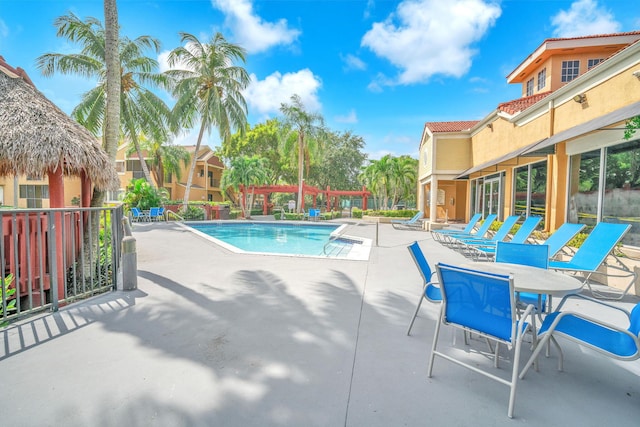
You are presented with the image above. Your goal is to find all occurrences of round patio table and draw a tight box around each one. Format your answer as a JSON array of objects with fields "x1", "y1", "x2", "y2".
[{"x1": 461, "y1": 262, "x2": 583, "y2": 297}]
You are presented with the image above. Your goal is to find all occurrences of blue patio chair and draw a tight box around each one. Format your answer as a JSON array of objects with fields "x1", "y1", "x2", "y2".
[
  {"x1": 542, "y1": 223, "x2": 586, "y2": 259},
  {"x1": 429, "y1": 263, "x2": 536, "y2": 418},
  {"x1": 520, "y1": 294, "x2": 640, "y2": 380},
  {"x1": 149, "y1": 207, "x2": 163, "y2": 221},
  {"x1": 431, "y1": 213, "x2": 482, "y2": 243},
  {"x1": 453, "y1": 215, "x2": 520, "y2": 257},
  {"x1": 470, "y1": 216, "x2": 542, "y2": 259},
  {"x1": 391, "y1": 211, "x2": 424, "y2": 230},
  {"x1": 438, "y1": 214, "x2": 497, "y2": 246},
  {"x1": 309, "y1": 208, "x2": 320, "y2": 221},
  {"x1": 496, "y1": 241, "x2": 550, "y2": 313},
  {"x1": 549, "y1": 222, "x2": 636, "y2": 299},
  {"x1": 130, "y1": 207, "x2": 147, "y2": 222},
  {"x1": 406, "y1": 241, "x2": 442, "y2": 335}
]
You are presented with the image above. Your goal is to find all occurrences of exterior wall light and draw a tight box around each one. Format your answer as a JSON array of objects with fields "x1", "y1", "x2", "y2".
[{"x1": 573, "y1": 94, "x2": 587, "y2": 104}]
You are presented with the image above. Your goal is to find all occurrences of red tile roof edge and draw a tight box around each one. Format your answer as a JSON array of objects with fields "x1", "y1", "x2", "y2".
[
  {"x1": 542, "y1": 30, "x2": 640, "y2": 44},
  {"x1": 425, "y1": 121, "x2": 480, "y2": 133},
  {"x1": 498, "y1": 91, "x2": 553, "y2": 115},
  {"x1": 0, "y1": 55, "x2": 35, "y2": 87}
]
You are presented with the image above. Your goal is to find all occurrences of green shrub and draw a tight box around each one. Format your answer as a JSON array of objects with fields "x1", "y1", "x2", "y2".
[
  {"x1": 364, "y1": 209, "x2": 419, "y2": 218},
  {"x1": 180, "y1": 205, "x2": 205, "y2": 221},
  {"x1": 352, "y1": 208, "x2": 363, "y2": 219},
  {"x1": 229, "y1": 210, "x2": 240, "y2": 219}
]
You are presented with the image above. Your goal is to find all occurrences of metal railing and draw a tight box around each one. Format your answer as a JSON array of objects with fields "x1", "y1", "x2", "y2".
[{"x1": 1, "y1": 205, "x2": 124, "y2": 324}]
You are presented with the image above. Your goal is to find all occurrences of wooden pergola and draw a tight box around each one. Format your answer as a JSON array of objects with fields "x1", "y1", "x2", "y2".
[{"x1": 241, "y1": 184, "x2": 370, "y2": 215}]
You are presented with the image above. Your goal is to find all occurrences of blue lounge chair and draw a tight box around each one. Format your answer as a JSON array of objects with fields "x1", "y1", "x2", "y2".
[
  {"x1": 468, "y1": 216, "x2": 542, "y2": 259},
  {"x1": 453, "y1": 215, "x2": 519, "y2": 257},
  {"x1": 549, "y1": 222, "x2": 636, "y2": 299},
  {"x1": 406, "y1": 241, "x2": 441, "y2": 336},
  {"x1": 391, "y1": 211, "x2": 424, "y2": 230},
  {"x1": 438, "y1": 214, "x2": 497, "y2": 246},
  {"x1": 429, "y1": 263, "x2": 537, "y2": 418},
  {"x1": 542, "y1": 222, "x2": 586, "y2": 259},
  {"x1": 520, "y1": 294, "x2": 640, "y2": 380},
  {"x1": 431, "y1": 213, "x2": 482, "y2": 243}
]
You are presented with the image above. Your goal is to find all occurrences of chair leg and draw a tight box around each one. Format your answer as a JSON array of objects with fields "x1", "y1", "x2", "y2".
[
  {"x1": 427, "y1": 306, "x2": 444, "y2": 378},
  {"x1": 406, "y1": 295, "x2": 425, "y2": 336}
]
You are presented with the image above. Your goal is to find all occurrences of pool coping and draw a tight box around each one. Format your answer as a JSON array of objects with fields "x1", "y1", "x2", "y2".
[{"x1": 178, "y1": 220, "x2": 372, "y2": 261}]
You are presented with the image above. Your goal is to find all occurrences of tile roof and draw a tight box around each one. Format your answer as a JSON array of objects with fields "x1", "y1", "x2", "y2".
[
  {"x1": 543, "y1": 30, "x2": 640, "y2": 43},
  {"x1": 498, "y1": 91, "x2": 552, "y2": 115},
  {"x1": 0, "y1": 55, "x2": 35, "y2": 86},
  {"x1": 425, "y1": 121, "x2": 479, "y2": 133}
]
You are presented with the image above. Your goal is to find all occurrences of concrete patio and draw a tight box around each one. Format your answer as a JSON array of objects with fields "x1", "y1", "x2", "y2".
[{"x1": 1, "y1": 220, "x2": 639, "y2": 426}]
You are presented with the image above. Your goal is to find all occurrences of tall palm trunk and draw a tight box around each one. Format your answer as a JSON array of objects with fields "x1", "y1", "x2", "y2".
[
  {"x1": 296, "y1": 130, "x2": 305, "y2": 213},
  {"x1": 131, "y1": 134, "x2": 154, "y2": 186},
  {"x1": 183, "y1": 117, "x2": 207, "y2": 210}
]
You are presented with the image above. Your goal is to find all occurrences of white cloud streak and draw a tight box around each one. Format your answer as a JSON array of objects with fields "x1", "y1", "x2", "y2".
[
  {"x1": 341, "y1": 54, "x2": 367, "y2": 72},
  {"x1": 244, "y1": 69, "x2": 322, "y2": 115},
  {"x1": 212, "y1": 0, "x2": 300, "y2": 53},
  {"x1": 361, "y1": 0, "x2": 501, "y2": 86},
  {"x1": 335, "y1": 109, "x2": 358, "y2": 124},
  {"x1": 551, "y1": 0, "x2": 620, "y2": 38}
]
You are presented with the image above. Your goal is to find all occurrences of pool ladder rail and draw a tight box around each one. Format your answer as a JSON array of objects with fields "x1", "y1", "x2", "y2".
[{"x1": 323, "y1": 235, "x2": 362, "y2": 258}]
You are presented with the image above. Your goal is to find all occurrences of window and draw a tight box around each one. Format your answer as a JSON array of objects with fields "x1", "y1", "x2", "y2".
[
  {"x1": 19, "y1": 184, "x2": 49, "y2": 208},
  {"x1": 561, "y1": 60, "x2": 580, "y2": 82},
  {"x1": 115, "y1": 161, "x2": 125, "y2": 174},
  {"x1": 568, "y1": 139, "x2": 640, "y2": 247},
  {"x1": 513, "y1": 161, "x2": 547, "y2": 218},
  {"x1": 588, "y1": 58, "x2": 603, "y2": 70},
  {"x1": 537, "y1": 68, "x2": 546, "y2": 91},
  {"x1": 526, "y1": 78, "x2": 534, "y2": 96}
]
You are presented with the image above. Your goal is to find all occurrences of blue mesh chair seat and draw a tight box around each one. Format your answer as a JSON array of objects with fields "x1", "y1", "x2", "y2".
[
  {"x1": 428, "y1": 263, "x2": 537, "y2": 418},
  {"x1": 520, "y1": 294, "x2": 640, "y2": 379},
  {"x1": 406, "y1": 241, "x2": 441, "y2": 335},
  {"x1": 496, "y1": 241, "x2": 550, "y2": 313},
  {"x1": 391, "y1": 211, "x2": 424, "y2": 230},
  {"x1": 431, "y1": 213, "x2": 482, "y2": 243},
  {"x1": 470, "y1": 216, "x2": 542, "y2": 260},
  {"x1": 438, "y1": 214, "x2": 497, "y2": 246}
]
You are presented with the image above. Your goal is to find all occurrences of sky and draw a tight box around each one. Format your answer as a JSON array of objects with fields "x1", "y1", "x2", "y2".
[{"x1": 1, "y1": 0, "x2": 638, "y2": 159}]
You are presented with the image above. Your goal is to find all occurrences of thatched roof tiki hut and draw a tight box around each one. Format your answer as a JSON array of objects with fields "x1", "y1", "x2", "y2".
[
  {"x1": 0, "y1": 56, "x2": 118, "y2": 205},
  {"x1": 0, "y1": 56, "x2": 119, "y2": 308}
]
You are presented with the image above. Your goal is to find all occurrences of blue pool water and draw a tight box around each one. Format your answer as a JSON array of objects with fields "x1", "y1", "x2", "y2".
[{"x1": 187, "y1": 222, "x2": 357, "y2": 257}]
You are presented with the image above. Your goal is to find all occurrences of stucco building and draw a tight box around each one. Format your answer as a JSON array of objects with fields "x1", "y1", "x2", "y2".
[{"x1": 418, "y1": 31, "x2": 640, "y2": 247}]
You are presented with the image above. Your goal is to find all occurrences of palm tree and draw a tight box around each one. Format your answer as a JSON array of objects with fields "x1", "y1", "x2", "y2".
[
  {"x1": 221, "y1": 156, "x2": 270, "y2": 219},
  {"x1": 389, "y1": 155, "x2": 417, "y2": 207},
  {"x1": 166, "y1": 32, "x2": 250, "y2": 210},
  {"x1": 126, "y1": 134, "x2": 191, "y2": 188},
  {"x1": 279, "y1": 94, "x2": 326, "y2": 213},
  {"x1": 103, "y1": 0, "x2": 120, "y2": 192},
  {"x1": 36, "y1": 12, "x2": 170, "y2": 186}
]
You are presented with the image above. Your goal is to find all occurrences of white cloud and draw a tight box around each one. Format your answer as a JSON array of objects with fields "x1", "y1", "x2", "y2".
[
  {"x1": 335, "y1": 109, "x2": 358, "y2": 124},
  {"x1": 361, "y1": 0, "x2": 501, "y2": 86},
  {"x1": 212, "y1": 0, "x2": 300, "y2": 53},
  {"x1": 551, "y1": 0, "x2": 620, "y2": 38},
  {"x1": 341, "y1": 54, "x2": 367, "y2": 72},
  {"x1": 0, "y1": 19, "x2": 8, "y2": 38},
  {"x1": 244, "y1": 69, "x2": 322, "y2": 115}
]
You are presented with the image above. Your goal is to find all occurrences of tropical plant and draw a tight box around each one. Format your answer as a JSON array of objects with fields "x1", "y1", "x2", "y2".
[
  {"x1": 122, "y1": 178, "x2": 167, "y2": 211},
  {"x1": 165, "y1": 32, "x2": 250, "y2": 209},
  {"x1": 308, "y1": 130, "x2": 367, "y2": 190},
  {"x1": 36, "y1": 12, "x2": 171, "y2": 187},
  {"x1": 126, "y1": 134, "x2": 191, "y2": 188},
  {"x1": 1, "y1": 274, "x2": 16, "y2": 326},
  {"x1": 279, "y1": 94, "x2": 326, "y2": 213},
  {"x1": 358, "y1": 155, "x2": 418, "y2": 209},
  {"x1": 221, "y1": 156, "x2": 270, "y2": 219}
]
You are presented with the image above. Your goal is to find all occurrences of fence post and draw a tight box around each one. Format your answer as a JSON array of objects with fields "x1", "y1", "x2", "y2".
[{"x1": 121, "y1": 218, "x2": 137, "y2": 291}]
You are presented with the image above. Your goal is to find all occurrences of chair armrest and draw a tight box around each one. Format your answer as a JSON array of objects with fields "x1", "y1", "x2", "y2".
[{"x1": 555, "y1": 293, "x2": 632, "y2": 318}]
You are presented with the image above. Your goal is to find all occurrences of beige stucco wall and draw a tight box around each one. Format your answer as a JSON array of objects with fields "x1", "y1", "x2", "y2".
[
  {"x1": 435, "y1": 136, "x2": 472, "y2": 171},
  {"x1": 553, "y1": 65, "x2": 640, "y2": 132}
]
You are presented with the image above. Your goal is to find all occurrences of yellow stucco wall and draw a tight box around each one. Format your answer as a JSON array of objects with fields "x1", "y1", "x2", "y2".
[
  {"x1": 435, "y1": 136, "x2": 472, "y2": 171},
  {"x1": 553, "y1": 66, "x2": 640, "y2": 131}
]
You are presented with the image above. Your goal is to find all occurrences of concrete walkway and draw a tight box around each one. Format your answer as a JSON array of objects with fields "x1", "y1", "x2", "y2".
[{"x1": 1, "y1": 220, "x2": 639, "y2": 426}]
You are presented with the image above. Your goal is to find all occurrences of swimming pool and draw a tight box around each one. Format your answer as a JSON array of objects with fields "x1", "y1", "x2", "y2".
[{"x1": 185, "y1": 221, "x2": 370, "y2": 260}]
